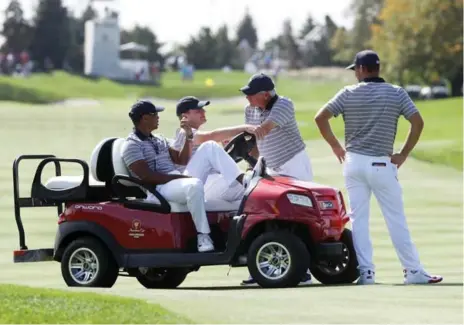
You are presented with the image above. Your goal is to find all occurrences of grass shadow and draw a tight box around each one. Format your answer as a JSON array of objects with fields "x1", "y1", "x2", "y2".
[
  {"x1": 176, "y1": 282, "x2": 463, "y2": 291},
  {"x1": 176, "y1": 283, "x2": 358, "y2": 291}
]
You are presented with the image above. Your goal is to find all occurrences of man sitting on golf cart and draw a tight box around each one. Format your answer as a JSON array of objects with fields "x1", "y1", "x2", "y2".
[
  {"x1": 171, "y1": 96, "x2": 257, "y2": 202},
  {"x1": 121, "y1": 100, "x2": 259, "y2": 253}
]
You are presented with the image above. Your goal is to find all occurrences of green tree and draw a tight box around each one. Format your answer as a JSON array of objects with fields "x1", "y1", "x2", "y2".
[
  {"x1": 279, "y1": 19, "x2": 302, "y2": 69},
  {"x1": 330, "y1": 27, "x2": 353, "y2": 65},
  {"x1": 29, "y1": 0, "x2": 71, "y2": 70},
  {"x1": 350, "y1": 0, "x2": 384, "y2": 49},
  {"x1": 236, "y1": 8, "x2": 258, "y2": 49},
  {"x1": 183, "y1": 27, "x2": 218, "y2": 69},
  {"x1": 1, "y1": 0, "x2": 33, "y2": 53},
  {"x1": 214, "y1": 25, "x2": 238, "y2": 68},
  {"x1": 371, "y1": 0, "x2": 463, "y2": 93},
  {"x1": 65, "y1": 4, "x2": 98, "y2": 72},
  {"x1": 298, "y1": 14, "x2": 315, "y2": 39}
]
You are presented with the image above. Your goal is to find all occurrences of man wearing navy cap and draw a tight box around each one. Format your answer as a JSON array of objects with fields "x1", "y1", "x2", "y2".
[
  {"x1": 314, "y1": 49, "x2": 443, "y2": 285},
  {"x1": 171, "y1": 96, "x2": 257, "y2": 202},
  {"x1": 238, "y1": 73, "x2": 314, "y2": 286},
  {"x1": 121, "y1": 100, "x2": 256, "y2": 253},
  {"x1": 239, "y1": 73, "x2": 313, "y2": 180}
]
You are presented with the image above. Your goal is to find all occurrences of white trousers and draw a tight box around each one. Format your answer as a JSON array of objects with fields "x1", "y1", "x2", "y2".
[
  {"x1": 146, "y1": 141, "x2": 243, "y2": 234},
  {"x1": 203, "y1": 149, "x2": 313, "y2": 201},
  {"x1": 203, "y1": 173, "x2": 245, "y2": 202},
  {"x1": 266, "y1": 149, "x2": 313, "y2": 181},
  {"x1": 343, "y1": 152, "x2": 423, "y2": 272}
]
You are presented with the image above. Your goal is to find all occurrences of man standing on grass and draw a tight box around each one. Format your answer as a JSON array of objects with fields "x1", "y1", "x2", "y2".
[
  {"x1": 314, "y1": 49, "x2": 443, "y2": 285},
  {"x1": 238, "y1": 72, "x2": 314, "y2": 286}
]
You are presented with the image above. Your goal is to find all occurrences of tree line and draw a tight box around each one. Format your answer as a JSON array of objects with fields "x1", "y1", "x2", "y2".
[{"x1": 1, "y1": 0, "x2": 462, "y2": 94}]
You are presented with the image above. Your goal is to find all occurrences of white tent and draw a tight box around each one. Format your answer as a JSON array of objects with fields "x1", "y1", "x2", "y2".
[{"x1": 120, "y1": 42, "x2": 148, "y2": 53}]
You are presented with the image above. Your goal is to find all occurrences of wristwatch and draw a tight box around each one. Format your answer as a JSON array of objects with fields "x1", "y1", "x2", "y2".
[{"x1": 186, "y1": 133, "x2": 194, "y2": 140}]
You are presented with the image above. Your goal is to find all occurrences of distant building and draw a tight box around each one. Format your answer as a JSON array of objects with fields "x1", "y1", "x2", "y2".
[{"x1": 84, "y1": 14, "x2": 124, "y2": 78}]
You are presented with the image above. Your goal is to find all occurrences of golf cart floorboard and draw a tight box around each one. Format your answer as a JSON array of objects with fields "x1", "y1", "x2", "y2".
[{"x1": 123, "y1": 250, "x2": 236, "y2": 268}]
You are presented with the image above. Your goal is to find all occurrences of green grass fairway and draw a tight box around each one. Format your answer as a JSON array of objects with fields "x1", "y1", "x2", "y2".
[
  {"x1": 0, "y1": 70, "x2": 265, "y2": 103},
  {"x1": 0, "y1": 69, "x2": 349, "y2": 104},
  {"x1": 297, "y1": 97, "x2": 463, "y2": 170},
  {"x1": 0, "y1": 284, "x2": 191, "y2": 324},
  {"x1": 0, "y1": 98, "x2": 462, "y2": 324}
]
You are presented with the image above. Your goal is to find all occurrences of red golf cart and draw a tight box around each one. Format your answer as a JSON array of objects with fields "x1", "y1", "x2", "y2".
[{"x1": 12, "y1": 132, "x2": 359, "y2": 288}]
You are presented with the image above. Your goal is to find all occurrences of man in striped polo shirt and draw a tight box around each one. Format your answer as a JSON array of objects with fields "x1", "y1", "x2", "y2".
[
  {"x1": 171, "y1": 96, "x2": 256, "y2": 202},
  {"x1": 121, "y1": 100, "x2": 257, "y2": 253},
  {"x1": 241, "y1": 73, "x2": 313, "y2": 181},
  {"x1": 314, "y1": 50, "x2": 443, "y2": 285},
  {"x1": 238, "y1": 73, "x2": 313, "y2": 286}
]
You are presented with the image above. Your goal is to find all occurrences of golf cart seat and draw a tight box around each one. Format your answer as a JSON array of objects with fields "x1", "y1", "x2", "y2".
[
  {"x1": 44, "y1": 176, "x2": 104, "y2": 190},
  {"x1": 40, "y1": 137, "x2": 145, "y2": 202},
  {"x1": 110, "y1": 137, "x2": 242, "y2": 213},
  {"x1": 42, "y1": 137, "x2": 116, "y2": 191}
]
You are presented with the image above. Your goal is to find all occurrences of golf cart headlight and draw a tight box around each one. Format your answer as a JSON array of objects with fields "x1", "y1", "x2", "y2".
[{"x1": 287, "y1": 194, "x2": 313, "y2": 208}]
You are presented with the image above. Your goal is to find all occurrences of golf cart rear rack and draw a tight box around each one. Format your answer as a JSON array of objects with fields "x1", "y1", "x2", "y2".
[{"x1": 13, "y1": 154, "x2": 89, "y2": 254}]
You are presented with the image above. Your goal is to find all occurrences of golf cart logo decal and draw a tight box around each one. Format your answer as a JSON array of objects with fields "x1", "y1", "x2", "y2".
[
  {"x1": 74, "y1": 204, "x2": 103, "y2": 211},
  {"x1": 129, "y1": 219, "x2": 145, "y2": 238}
]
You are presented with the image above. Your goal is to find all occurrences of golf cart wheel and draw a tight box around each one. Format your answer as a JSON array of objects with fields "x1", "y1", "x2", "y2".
[
  {"x1": 61, "y1": 237, "x2": 119, "y2": 288},
  {"x1": 134, "y1": 267, "x2": 188, "y2": 289},
  {"x1": 310, "y1": 229, "x2": 359, "y2": 284},
  {"x1": 247, "y1": 230, "x2": 310, "y2": 288}
]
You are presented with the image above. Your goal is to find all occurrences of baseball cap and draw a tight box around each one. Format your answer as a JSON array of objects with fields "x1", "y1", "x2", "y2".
[
  {"x1": 128, "y1": 100, "x2": 164, "y2": 120},
  {"x1": 176, "y1": 96, "x2": 210, "y2": 116},
  {"x1": 346, "y1": 50, "x2": 380, "y2": 70},
  {"x1": 239, "y1": 73, "x2": 275, "y2": 95}
]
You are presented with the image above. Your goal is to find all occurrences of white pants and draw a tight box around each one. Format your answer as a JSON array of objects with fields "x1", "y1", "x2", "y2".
[
  {"x1": 204, "y1": 173, "x2": 245, "y2": 202},
  {"x1": 343, "y1": 152, "x2": 423, "y2": 272},
  {"x1": 146, "y1": 141, "x2": 243, "y2": 234},
  {"x1": 203, "y1": 149, "x2": 313, "y2": 201},
  {"x1": 266, "y1": 149, "x2": 313, "y2": 181}
]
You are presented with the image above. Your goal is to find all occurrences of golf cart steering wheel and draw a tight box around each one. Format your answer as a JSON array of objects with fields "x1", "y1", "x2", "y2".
[{"x1": 224, "y1": 132, "x2": 257, "y2": 167}]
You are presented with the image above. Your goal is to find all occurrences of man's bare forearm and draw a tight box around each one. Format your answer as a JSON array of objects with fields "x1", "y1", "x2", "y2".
[
  {"x1": 177, "y1": 138, "x2": 192, "y2": 165},
  {"x1": 194, "y1": 125, "x2": 250, "y2": 145},
  {"x1": 315, "y1": 119, "x2": 342, "y2": 148},
  {"x1": 400, "y1": 117, "x2": 424, "y2": 157}
]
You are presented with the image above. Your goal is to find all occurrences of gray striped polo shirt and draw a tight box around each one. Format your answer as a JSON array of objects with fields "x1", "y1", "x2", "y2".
[
  {"x1": 245, "y1": 95, "x2": 305, "y2": 169},
  {"x1": 323, "y1": 78, "x2": 419, "y2": 157},
  {"x1": 121, "y1": 129, "x2": 176, "y2": 178}
]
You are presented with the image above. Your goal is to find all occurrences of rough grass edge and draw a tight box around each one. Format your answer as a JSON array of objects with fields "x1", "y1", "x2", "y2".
[
  {"x1": 0, "y1": 283, "x2": 194, "y2": 324},
  {"x1": 0, "y1": 81, "x2": 66, "y2": 104}
]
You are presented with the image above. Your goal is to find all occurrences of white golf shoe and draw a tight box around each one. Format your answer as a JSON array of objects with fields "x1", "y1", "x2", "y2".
[
  {"x1": 197, "y1": 234, "x2": 214, "y2": 252},
  {"x1": 357, "y1": 270, "x2": 375, "y2": 285},
  {"x1": 403, "y1": 269, "x2": 443, "y2": 284}
]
